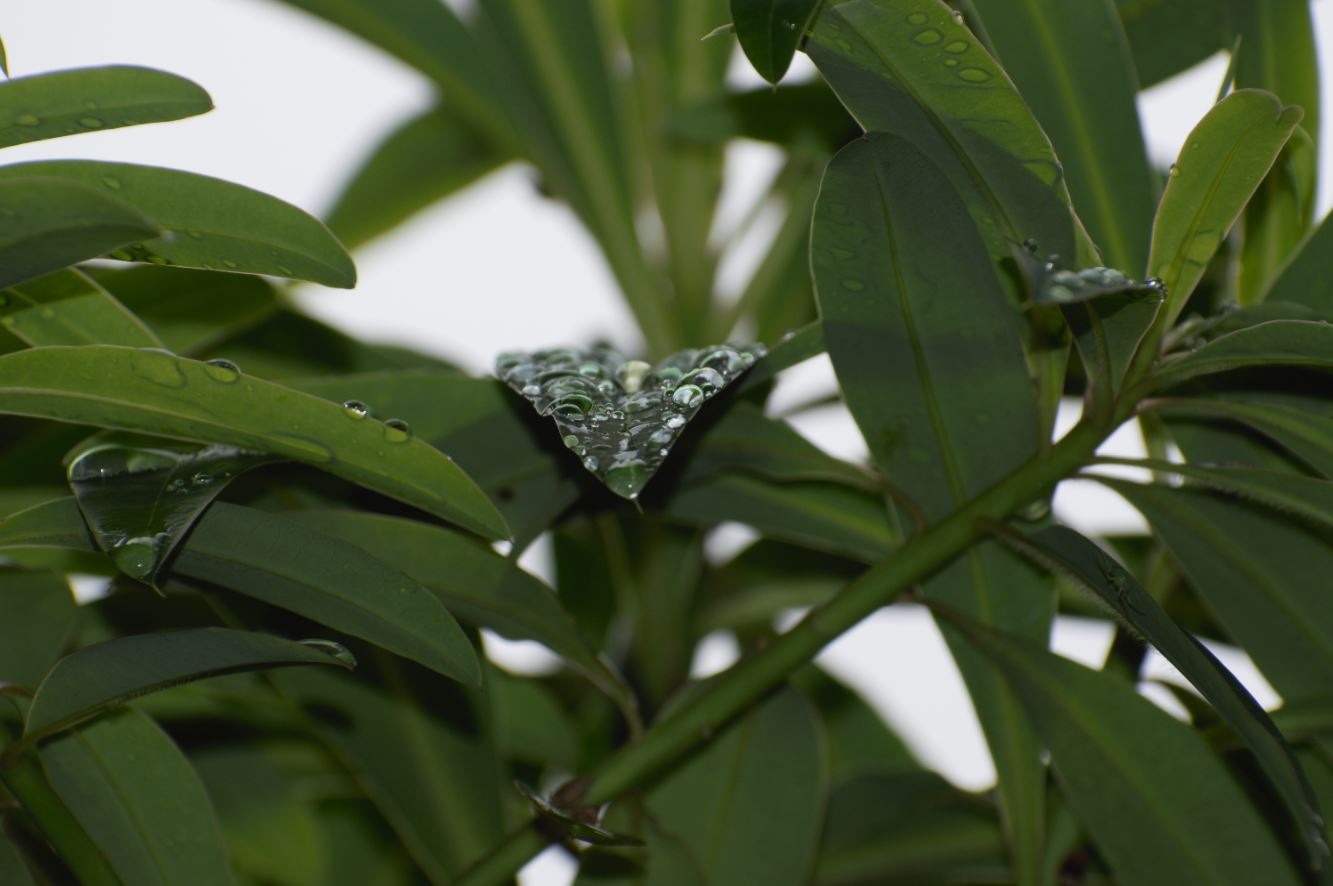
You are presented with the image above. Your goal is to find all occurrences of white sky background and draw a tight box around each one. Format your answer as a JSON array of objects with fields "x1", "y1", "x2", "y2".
[{"x1": 5, "y1": 3, "x2": 1331, "y2": 883}]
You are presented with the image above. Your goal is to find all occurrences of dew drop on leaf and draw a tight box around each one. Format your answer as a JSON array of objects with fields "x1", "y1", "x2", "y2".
[{"x1": 342, "y1": 400, "x2": 370, "y2": 420}]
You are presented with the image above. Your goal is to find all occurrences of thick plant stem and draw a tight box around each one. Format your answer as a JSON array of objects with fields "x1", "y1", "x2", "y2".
[
  {"x1": 0, "y1": 753, "x2": 119, "y2": 886},
  {"x1": 456, "y1": 418, "x2": 1111, "y2": 885}
]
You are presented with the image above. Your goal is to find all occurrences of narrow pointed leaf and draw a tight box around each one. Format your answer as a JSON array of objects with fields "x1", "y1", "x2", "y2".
[
  {"x1": 731, "y1": 0, "x2": 823, "y2": 84},
  {"x1": 1004, "y1": 524, "x2": 1328, "y2": 868},
  {"x1": 0, "y1": 177, "x2": 158, "y2": 289},
  {"x1": 1265, "y1": 211, "x2": 1333, "y2": 314},
  {"x1": 0, "y1": 162, "x2": 356, "y2": 288},
  {"x1": 0, "y1": 346, "x2": 508, "y2": 540},
  {"x1": 1, "y1": 268, "x2": 161, "y2": 348},
  {"x1": 0, "y1": 825, "x2": 34, "y2": 886},
  {"x1": 0, "y1": 35, "x2": 7, "y2": 77},
  {"x1": 1114, "y1": 0, "x2": 1227, "y2": 89},
  {"x1": 947, "y1": 614, "x2": 1304, "y2": 886},
  {"x1": 1151, "y1": 320, "x2": 1333, "y2": 388},
  {"x1": 39, "y1": 708, "x2": 233, "y2": 886},
  {"x1": 0, "y1": 569, "x2": 77, "y2": 687},
  {"x1": 24, "y1": 628, "x2": 353, "y2": 740},
  {"x1": 1148, "y1": 90, "x2": 1302, "y2": 321},
  {"x1": 326, "y1": 105, "x2": 508, "y2": 251},
  {"x1": 0, "y1": 66, "x2": 211, "y2": 150},
  {"x1": 496, "y1": 343, "x2": 764, "y2": 499},
  {"x1": 734, "y1": 321, "x2": 824, "y2": 396},
  {"x1": 1154, "y1": 398, "x2": 1333, "y2": 478},
  {"x1": 66, "y1": 435, "x2": 276, "y2": 586}
]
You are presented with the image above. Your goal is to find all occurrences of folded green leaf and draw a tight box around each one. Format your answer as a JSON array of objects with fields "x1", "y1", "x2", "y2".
[
  {"x1": 40, "y1": 708, "x2": 234, "y2": 886},
  {"x1": 66, "y1": 435, "x2": 276, "y2": 586},
  {"x1": 945, "y1": 612, "x2": 1304, "y2": 886},
  {"x1": 1151, "y1": 320, "x2": 1333, "y2": 389},
  {"x1": 1001, "y1": 524, "x2": 1328, "y2": 869},
  {"x1": 0, "y1": 569, "x2": 77, "y2": 687},
  {"x1": 496, "y1": 343, "x2": 765, "y2": 499},
  {"x1": 0, "y1": 346, "x2": 508, "y2": 540},
  {"x1": 0, "y1": 65, "x2": 212, "y2": 150},
  {"x1": 731, "y1": 0, "x2": 823, "y2": 84},
  {"x1": 0, "y1": 161, "x2": 356, "y2": 288},
  {"x1": 0, "y1": 176, "x2": 158, "y2": 290},
  {"x1": 24, "y1": 627, "x2": 353, "y2": 740},
  {"x1": 1148, "y1": 90, "x2": 1302, "y2": 321},
  {"x1": 1, "y1": 268, "x2": 161, "y2": 348}
]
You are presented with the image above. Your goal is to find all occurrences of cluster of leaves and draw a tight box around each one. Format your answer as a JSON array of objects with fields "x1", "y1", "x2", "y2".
[{"x1": 1, "y1": 0, "x2": 1332, "y2": 884}]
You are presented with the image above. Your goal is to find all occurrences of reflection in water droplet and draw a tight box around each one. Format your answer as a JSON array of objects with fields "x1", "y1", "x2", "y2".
[
  {"x1": 78, "y1": 116, "x2": 104, "y2": 129},
  {"x1": 102, "y1": 176, "x2": 122, "y2": 190},
  {"x1": 342, "y1": 400, "x2": 370, "y2": 420},
  {"x1": 944, "y1": 40, "x2": 968, "y2": 53},
  {"x1": 606, "y1": 460, "x2": 650, "y2": 499},
  {"x1": 906, "y1": 12, "x2": 928, "y2": 24},
  {"x1": 687, "y1": 367, "x2": 724, "y2": 394},
  {"x1": 554, "y1": 394, "x2": 593, "y2": 419},
  {"x1": 1169, "y1": 163, "x2": 1179, "y2": 177},
  {"x1": 672, "y1": 385, "x2": 703, "y2": 408},
  {"x1": 203, "y1": 358, "x2": 241, "y2": 383},
  {"x1": 192, "y1": 471, "x2": 214, "y2": 486},
  {"x1": 583, "y1": 455, "x2": 599, "y2": 472},
  {"x1": 16, "y1": 114, "x2": 40, "y2": 127},
  {"x1": 299, "y1": 639, "x2": 357, "y2": 667},
  {"x1": 957, "y1": 67, "x2": 991, "y2": 83},
  {"x1": 912, "y1": 28, "x2": 942, "y2": 45},
  {"x1": 384, "y1": 418, "x2": 412, "y2": 443},
  {"x1": 563, "y1": 433, "x2": 579, "y2": 449},
  {"x1": 112, "y1": 536, "x2": 162, "y2": 581}
]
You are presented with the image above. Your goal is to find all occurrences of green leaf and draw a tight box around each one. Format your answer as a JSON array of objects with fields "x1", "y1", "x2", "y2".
[
  {"x1": 0, "y1": 823, "x2": 35, "y2": 886},
  {"x1": 1239, "y1": 129, "x2": 1317, "y2": 303},
  {"x1": 66, "y1": 435, "x2": 276, "y2": 586},
  {"x1": 1003, "y1": 524, "x2": 1328, "y2": 868},
  {"x1": 667, "y1": 83, "x2": 856, "y2": 152},
  {"x1": 0, "y1": 569, "x2": 76, "y2": 687},
  {"x1": 815, "y1": 771, "x2": 1008, "y2": 885},
  {"x1": 647, "y1": 686, "x2": 826, "y2": 886},
  {"x1": 946, "y1": 613, "x2": 1303, "y2": 886},
  {"x1": 40, "y1": 708, "x2": 234, "y2": 886},
  {"x1": 574, "y1": 823, "x2": 707, "y2": 886},
  {"x1": 731, "y1": 0, "x2": 823, "y2": 84},
  {"x1": 325, "y1": 104, "x2": 508, "y2": 251},
  {"x1": 24, "y1": 628, "x2": 353, "y2": 741},
  {"x1": 1147, "y1": 90, "x2": 1302, "y2": 321},
  {"x1": 87, "y1": 265, "x2": 278, "y2": 356},
  {"x1": 0, "y1": 162, "x2": 356, "y2": 288},
  {"x1": 697, "y1": 541, "x2": 862, "y2": 635},
  {"x1": 496, "y1": 343, "x2": 765, "y2": 499},
  {"x1": 0, "y1": 34, "x2": 7, "y2": 77},
  {"x1": 1, "y1": 268, "x2": 162, "y2": 348},
  {"x1": 0, "y1": 177, "x2": 158, "y2": 289},
  {"x1": 793, "y1": 667, "x2": 920, "y2": 782},
  {"x1": 0, "y1": 346, "x2": 508, "y2": 540},
  {"x1": 1266, "y1": 211, "x2": 1333, "y2": 314},
  {"x1": 0, "y1": 66, "x2": 212, "y2": 150},
  {"x1": 488, "y1": 669, "x2": 580, "y2": 769},
  {"x1": 970, "y1": 0, "x2": 1154, "y2": 273},
  {"x1": 1150, "y1": 320, "x2": 1333, "y2": 389},
  {"x1": 1114, "y1": 0, "x2": 1227, "y2": 89},
  {"x1": 734, "y1": 321, "x2": 824, "y2": 397},
  {"x1": 1153, "y1": 397, "x2": 1333, "y2": 478}
]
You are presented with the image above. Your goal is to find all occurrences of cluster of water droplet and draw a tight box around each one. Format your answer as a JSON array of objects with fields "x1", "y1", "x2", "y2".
[
  {"x1": 1018, "y1": 240, "x2": 1164, "y2": 305},
  {"x1": 496, "y1": 342, "x2": 766, "y2": 499}
]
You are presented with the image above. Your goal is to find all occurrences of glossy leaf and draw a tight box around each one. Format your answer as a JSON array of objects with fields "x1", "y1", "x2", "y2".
[
  {"x1": 496, "y1": 343, "x2": 765, "y2": 499},
  {"x1": 40, "y1": 708, "x2": 233, "y2": 886},
  {"x1": 0, "y1": 161, "x2": 356, "y2": 288},
  {"x1": 0, "y1": 65, "x2": 211, "y2": 150},
  {"x1": 325, "y1": 104, "x2": 508, "y2": 250},
  {"x1": 647, "y1": 686, "x2": 825, "y2": 886},
  {"x1": 1266, "y1": 211, "x2": 1333, "y2": 314},
  {"x1": 949, "y1": 614, "x2": 1303, "y2": 886},
  {"x1": 0, "y1": 268, "x2": 161, "y2": 348},
  {"x1": 1153, "y1": 397, "x2": 1333, "y2": 478},
  {"x1": 731, "y1": 0, "x2": 823, "y2": 84},
  {"x1": 1004, "y1": 524, "x2": 1328, "y2": 867},
  {"x1": 0, "y1": 346, "x2": 508, "y2": 540},
  {"x1": 24, "y1": 628, "x2": 353, "y2": 740},
  {"x1": 0, "y1": 176, "x2": 158, "y2": 289},
  {"x1": 1151, "y1": 320, "x2": 1333, "y2": 388},
  {"x1": 1114, "y1": 0, "x2": 1227, "y2": 89},
  {"x1": 66, "y1": 436, "x2": 275, "y2": 586},
  {"x1": 0, "y1": 569, "x2": 76, "y2": 687},
  {"x1": 1147, "y1": 90, "x2": 1302, "y2": 320}
]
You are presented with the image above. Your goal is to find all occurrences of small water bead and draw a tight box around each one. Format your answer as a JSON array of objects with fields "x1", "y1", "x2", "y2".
[
  {"x1": 957, "y1": 67, "x2": 991, "y2": 83},
  {"x1": 618, "y1": 360, "x2": 651, "y2": 394},
  {"x1": 553, "y1": 394, "x2": 593, "y2": 419},
  {"x1": 625, "y1": 390, "x2": 661, "y2": 414},
  {"x1": 912, "y1": 28, "x2": 942, "y2": 45},
  {"x1": 1168, "y1": 163, "x2": 1179, "y2": 177},
  {"x1": 686, "y1": 367, "x2": 724, "y2": 394},
  {"x1": 563, "y1": 434, "x2": 579, "y2": 449},
  {"x1": 652, "y1": 366, "x2": 683, "y2": 388},
  {"x1": 383, "y1": 418, "x2": 413, "y2": 443},
  {"x1": 342, "y1": 400, "x2": 370, "y2": 420},
  {"x1": 496, "y1": 352, "x2": 526, "y2": 372},
  {"x1": 665, "y1": 414, "x2": 686, "y2": 430},
  {"x1": 583, "y1": 455, "x2": 599, "y2": 472},
  {"x1": 521, "y1": 383, "x2": 541, "y2": 398},
  {"x1": 203, "y1": 358, "x2": 241, "y2": 383},
  {"x1": 951, "y1": 9, "x2": 964, "y2": 22},
  {"x1": 102, "y1": 176, "x2": 122, "y2": 190},
  {"x1": 112, "y1": 534, "x2": 167, "y2": 581},
  {"x1": 944, "y1": 58, "x2": 958, "y2": 67},
  {"x1": 673, "y1": 385, "x2": 704, "y2": 408},
  {"x1": 906, "y1": 12, "x2": 928, "y2": 24},
  {"x1": 578, "y1": 362, "x2": 603, "y2": 377},
  {"x1": 15, "y1": 114, "x2": 40, "y2": 127},
  {"x1": 943, "y1": 39, "x2": 968, "y2": 53},
  {"x1": 192, "y1": 471, "x2": 215, "y2": 486},
  {"x1": 699, "y1": 347, "x2": 744, "y2": 374},
  {"x1": 78, "y1": 116, "x2": 104, "y2": 129}
]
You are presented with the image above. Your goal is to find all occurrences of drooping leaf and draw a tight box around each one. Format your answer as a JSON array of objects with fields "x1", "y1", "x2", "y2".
[
  {"x1": 1152, "y1": 397, "x2": 1333, "y2": 478},
  {"x1": 1150, "y1": 319, "x2": 1333, "y2": 389},
  {"x1": 0, "y1": 346, "x2": 508, "y2": 540},
  {"x1": 325, "y1": 104, "x2": 508, "y2": 251},
  {"x1": 947, "y1": 613, "x2": 1304, "y2": 886},
  {"x1": 1114, "y1": 0, "x2": 1227, "y2": 89},
  {"x1": 0, "y1": 176, "x2": 158, "y2": 290},
  {"x1": 1265, "y1": 211, "x2": 1333, "y2": 314},
  {"x1": 731, "y1": 0, "x2": 824, "y2": 84},
  {"x1": 0, "y1": 65, "x2": 212, "y2": 150},
  {"x1": 66, "y1": 435, "x2": 276, "y2": 586},
  {"x1": 0, "y1": 268, "x2": 161, "y2": 348},
  {"x1": 496, "y1": 343, "x2": 765, "y2": 499},
  {"x1": 646, "y1": 686, "x2": 826, "y2": 886},
  {"x1": 1147, "y1": 90, "x2": 1302, "y2": 321},
  {"x1": 39, "y1": 708, "x2": 234, "y2": 886},
  {"x1": 0, "y1": 162, "x2": 356, "y2": 288},
  {"x1": 0, "y1": 569, "x2": 77, "y2": 687},
  {"x1": 24, "y1": 628, "x2": 354, "y2": 740},
  {"x1": 1003, "y1": 524, "x2": 1328, "y2": 868}
]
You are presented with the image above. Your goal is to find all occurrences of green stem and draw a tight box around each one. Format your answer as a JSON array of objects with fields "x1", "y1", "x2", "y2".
[
  {"x1": 0, "y1": 753, "x2": 120, "y2": 885},
  {"x1": 455, "y1": 417, "x2": 1112, "y2": 885}
]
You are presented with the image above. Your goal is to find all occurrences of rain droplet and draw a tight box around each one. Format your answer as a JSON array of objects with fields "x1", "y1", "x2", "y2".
[
  {"x1": 521, "y1": 383, "x2": 541, "y2": 398},
  {"x1": 78, "y1": 116, "x2": 104, "y2": 129},
  {"x1": 944, "y1": 58, "x2": 958, "y2": 67},
  {"x1": 112, "y1": 535, "x2": 163, "y2": 581},
  {"x1": 906, "y1": 12, "x2": 928, "y2": 24},
  {"x1": 15, "y1": 114, "x2": 40, "y2": 127},
  {"x1": 1168, "y1": 163, "x2": 1179, "y2": 177},
  {"x1": 943, "y1": 39, "x2": 968, "y2": 53},
  {"x1": 554, "y1": 393, "x2": 593, "y2": 418},
  {"x1": 957, "y1": 67, "x2": 991, "y2": 83},
  {"x1": 102, "y1": 176, "x2": 122, "y2": 190},
  {"x1": 618, "y1": 360, "x2": 651, "y2": 394},
  {"x1": 191, "y1": 471, "x2": 215, "y2": 486},
  {"x1": 563, "y1": 433, "x2": 579, "y2": 448},
  {"x1": 841, "y1": 278, "x2": 865, "y2": 291},
  {"x1": 606, "y1": 460, "x2": 650, "y2": 499},
  {"x1": 686, "y1": 367, "x2": 724, "y2": 394},
  {"x1": 951, "y1": 9, "x2": 964, "y2": 22},
  {"x1": 342, "y1": 400, "x2": 370, "y2": 420},
  {"x1": 912, "y1": 28, "x2": 942, "y2": 45},
  {"x1": 582, "y1": 455, "x2": 599, "y2": 472},
  {"x1": 673, "y1": 385, "x2": 704, "y2": 408},
  {"x1": 665, "y1": 414, "x2": 686, "y2": 429},
  {"x1": 202, "y1": 358, "x2": 241, "y2": 383},
  {"x1": 383, "y1": 418, "x2": 412, "y2": 443},
  {"x1": 299, "y1": 639, "x2": 357, "y2": 667}
]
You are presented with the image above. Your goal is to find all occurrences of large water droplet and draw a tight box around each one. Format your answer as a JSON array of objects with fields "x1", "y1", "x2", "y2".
[
  {"x1": 383, "y1": 418, "x2": 412, "y2": 443},
  {"x1": 202, "y1": 358, "x2": 241, "y2": 383},
  {"x1": 130, "y1": 349, "x2": 187, "y2": 389},
  {"x1": 112, "y1": 535, "x2": 164, "y2": 581},
  {"x1": 912, "y1": 28, "x2": 942, "y2": 45},
  {"x1": 665, "y1": 414, "x2": 686, "y2": 430},
  {"x1": 957, "y1": 67, "x2": 991, "y2": 83},
  {"x1": 342, "y1": 400, "x2": 370, "y2": 420},
  {"x1": 606, "y1": 460, "x2": 650, "y2": 499},
  {"x1": 15, "y1": 114, "x2": 40, "y2": 127},
  {"x1": 298, "y1": 639, "x2": 357, "y2": 668},
  {"x1": 672, "y1": 385, "x2": 704, "y2": 408},
  {"x1": 1168, "y1": 163, "x2": 1179, "y2": 177},
  {"x1": 553, "y1": 393, "x2": 593, "y2": 419},
  {"x1": 686, "y1": 367, "x2": 724, "y2": 394}
]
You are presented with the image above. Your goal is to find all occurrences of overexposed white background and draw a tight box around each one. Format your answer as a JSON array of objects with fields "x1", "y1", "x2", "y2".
[{"x1": 5, "y1": 3, "x2": 1331, "y2": 882}]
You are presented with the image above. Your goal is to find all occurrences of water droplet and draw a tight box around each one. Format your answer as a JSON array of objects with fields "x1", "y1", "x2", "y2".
[
  {"x1": 582, "y1": 455, "x2": 599, "y2": 472},
  {"x1": 562, "y1": 433, "x2": 579, "y2": 448},
  {"x1": 618, "y1": 360, "x2": 651, "y2": 394},
  {"x1": 700, "y1": 346, "x2": 744, "y2": 374},
  {"x1": 672, "y1": 385, "x2": 704, "y2": 408},
  {"x1": 1168, "y1": 163, "x2": 1179, "y2": 177},
  {"x1": 944, "y1": 58, "x2": 958, "y2": 67},
  {"x1": 15, "y1": 114, "x2": 40, "y2": 127},
  {"x1": 191, "y1": 471, "x2": 215, "y2": 487},
  {"x1": 1021, "y1": 238, "x2": 1039, "y2": 253},
  {"x1": 221, "y1": 258, "x2": 239, "y2": 269},
  {"x1": 957, "y1": 67, "x2": 991, "y2": 83},
  {"x1": 101, "y1": 176, "x2": 122, "y2": 190},
  {"x1": 578, "y1": 362, "x2": 603, "y2": 377},
  {"x1": 665, "y1": 414, "x2": 686, "y2": 430},
  {"x1": 606, "y1": 459, "x2": 650, "y2": 499},
  {"x1": 841, "y1": 278, "x2": 865, "y2": 291},
  {"x1": 383, "y1": 418, "x2": 412, "y2": 443},
  {"x1": 78, "y1": 116, "x2": 104, "y2": 129},
  {"x1": 912, "y1": 28, "x2": 942, "y2": 45},
  {"x1": 553, "y1": 393, "x2": 593, "y2": 419},
  {"x1": 130, "y1": 349, "x2": 187, "y2": 388},
  {"x1": 112, "y1": 536, "x2": 163, "y2": 581},
  {"x1": 521, "y1": 383, "x2": 541, "y2": 398},
  {"x1": 147, "y1": 255, "x2": 168, "y2": 265},
  {"x1": 202, "y1": 358, "x2": 241, "y2": 383},
  {"x1": 299, "y1": 639, "x2": 357, "y2": 667},
  {"x1": 951, "y1": 9, "x2": 964, "y2": 22},
  {"x1": 1020, "y1": 498, "x2": 1051, "y2": 521},
  {"x1": 783, "y1": 19, "x2": 796, "y2": 31},
  {"x1": 944, "y1": 39, "x2": 968, "y2": 53},
  {"x1": 342, "y1": 400, "x2": 370, "y2": 420},
  {"x1": 686, "y1": 367, "x2": 724, "y2": 394},
  {"x1": 906, "y1": 12, "x2": 928, "y2": 24},
  {"x1": 1048, "y1": 284, "x2": 1074, "y2": 302}
]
